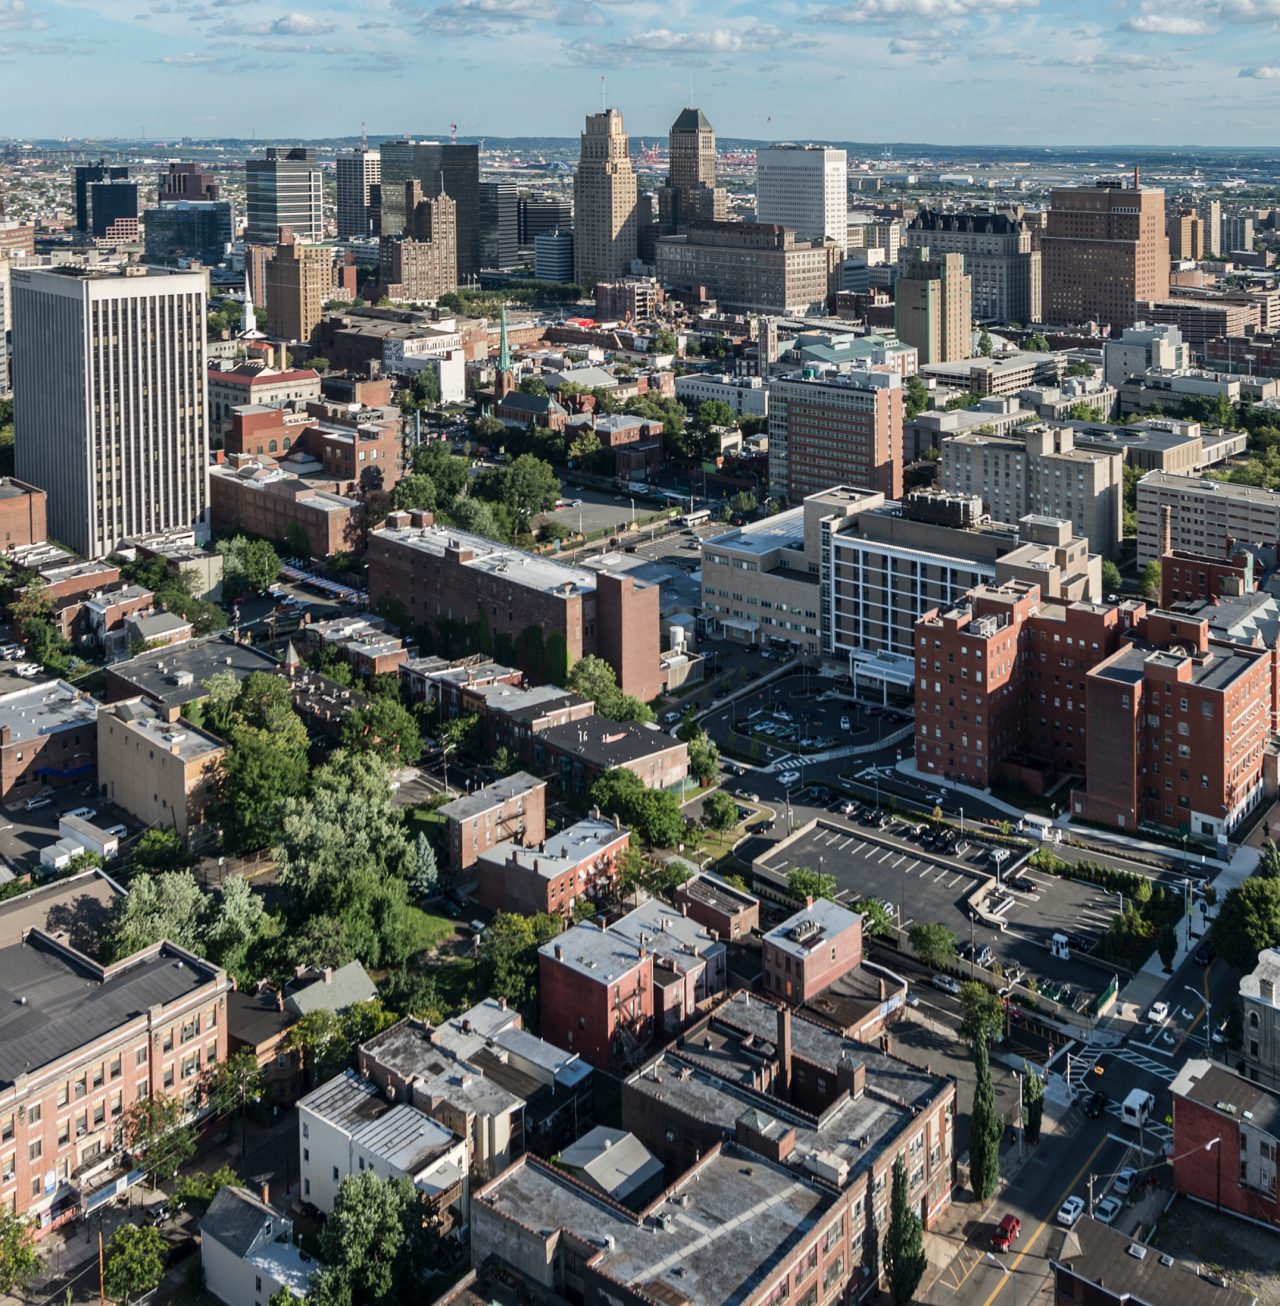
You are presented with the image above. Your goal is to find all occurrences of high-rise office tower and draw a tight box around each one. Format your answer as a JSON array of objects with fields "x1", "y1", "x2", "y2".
[
  {"x1": 245, "y1": 147, "x2": 323, "y2": 245},
  {"x1": 74, "y1": 161, "x2": 129, "y2": 232},
  {"x1": 379, "y1": 184, "x2": 458, "y2": 302},
  {"x1": 1041, "y1": 173, "x2": 1168, "y2": 331},
  {"x1": 573, "y1": 109, "x2": 638, "y2": 292},
  {"x1": 478, "y1": 182, "x2": 519, "y2": 270},
  {"x1": 87, "y1": 179, "x2": 141, "y2": 244},
  {"x1": 1197, "y1": 198, "x2": 1222, "y2": 258},
  {"x1": 336, "y1": 147, "x2": 381, "y2": 239},
  {"x1": 378, "y1": 140, "x2": 480, "y2": 279},
  {"x1": 894, "y1": 248, "x2": 973, "y2": 365},
  {"x1": 1222, "y1": 213, "x2": 1255, "y2": 255},
  {"x1": 11, "y1": 265, "x2": 208, "y2": 557},
  {"x1": 158, "y1": 162, "x2": 220, "y2": 204},
  {"x1": 519, "y1": 192, "x2": 573, "y2": 247},
  {"x1": 265, "y1": 228, "x2": 335, "y2": 343},
  {"x1": 756, "y1": 145, "x2": 847, "y2": 252},
  {"x1": 658, "y1": 108, "x2": 726, "y2": 235},
  {"x1": 143, "y1": 201, "x2": 234, "y2": 265}
]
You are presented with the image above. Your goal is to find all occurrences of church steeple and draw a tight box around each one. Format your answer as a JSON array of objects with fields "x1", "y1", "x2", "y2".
[
  {"x1": 238, "y1": 267, "x2": 265, "y2": 341},
  {"x1": 495, "y1": 302, "x2": 513, "y2": 400}
]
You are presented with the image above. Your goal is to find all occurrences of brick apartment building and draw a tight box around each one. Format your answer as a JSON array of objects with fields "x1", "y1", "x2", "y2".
[
  {"x1": 8, "y1": 545, "x2": 121, "y2": 603},
  {"x1": 477, "y1": 816, "x2": 629, "y2": 919},
  {"x1": 1171, "y1": 1059, "x2": 1280, "y2": 1227},
  {"x1": 531, "y1": 716, "x2": 689, "y2": 795},
  {"x1": 0, "y1": 933, "x2": 228, "y2": 1235},
  {"x1": 209, "y1": 458, "x2": 363, "y2": 559},
  {"x1": 674, "y1": 873, "x2": 761, "y2": 941},
  {"x1": 368, "y1": 512, "x2": 664, "y2": 700},
  {"x1": 539, "y1": 922, "x2": 654, "y2": 1070},
  {"x1": 399, "y1": 656, "x2": 524, "y2": 710},
  {"x1": 0, "y1": 681, "x2": 100, "y2": 805},
  {"x1": 0, "y1": 478, "x2": 47, "y2": 550},
  {"x1": 1161, "y1": 544, "x2": 1255, "y2": 608},
  {"x1": 227, "y1": 988, "x2": 302, "y2": 1105},
  {"x1": 302, "y1": 616, "x2": 408, "y2": 678},
  {"x1": 915, "y1": 583, "x2": 1131, "y2": 793},
  {"x1": 439, "y1": 772, "x2": 547, "y2": 874},
  {"x1": 1077, "y1": 608, "x2": 1272, "y2": 838},
  {"x1": 55, "y1": 583, "x2": 156, "y2": 658},
  {"x1": 762, "y1": 899, "x2": 864, "y2": 1005}
]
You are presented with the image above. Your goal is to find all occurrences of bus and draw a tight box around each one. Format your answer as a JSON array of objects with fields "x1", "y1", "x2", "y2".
[{"x1": 680, "y1": 509, "x2": 712, "y2": 529}]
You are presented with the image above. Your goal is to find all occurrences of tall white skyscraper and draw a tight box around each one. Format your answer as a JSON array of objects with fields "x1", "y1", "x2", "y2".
[
  {"x1": 336, "y1": 147, "x2": 381, "y2": 239},
  {"x1": 573, "y1": 109, "x2": 638, "y2": 291},
  {"x1": 12, "y1": 265, "x2": 209, "y2": 557},
  {"x1": 755, "y1": 145, "x2": 848, "y2": 252}
]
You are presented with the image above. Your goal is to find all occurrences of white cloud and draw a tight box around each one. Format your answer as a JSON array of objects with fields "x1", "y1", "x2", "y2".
[
  {"x1": 268, "y1": 11, "x2": 334, "y2": 33},
  {"x1": 817, "y1": 0, "x2": 1034, "y2": 21},
  {"x1": 1239, "y1": 62, "x2": 1280, "y2": 75},
  {"x1": 0, "y1": 0, "x2": 47, "y2": 31},
  {"x1": 1219, "y1": 0, "x2": 1280, "y2": 21},
  {"x1": 420, "y1": 0, "x2": 558, "y2": 32},
  {"x1": 1120, "y1": 13, "x2": 1214, "y2": 33},
  {"x1": 1057, "y1": 51, "x2": 1188, "y2": 72},
  {"x1": 153, "y1": 49, "x2": 216, "y2": 61}
]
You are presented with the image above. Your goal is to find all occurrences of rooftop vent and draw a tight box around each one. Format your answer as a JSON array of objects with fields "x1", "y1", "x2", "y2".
[{"x1": 1126, "y1": 1244, "x2": 1147, "y2": 1261}]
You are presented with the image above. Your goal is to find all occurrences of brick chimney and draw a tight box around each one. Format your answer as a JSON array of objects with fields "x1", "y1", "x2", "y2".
[
  {"x1": 260, "y1": 1181, "x2": 270, "y2": 1206},
  {"x1": 777, "y1": 1005, "x2": 792, "y2": 1099},
  {"x1": 837, "y1": 1051, "x2": 864, "y2": 1099}
]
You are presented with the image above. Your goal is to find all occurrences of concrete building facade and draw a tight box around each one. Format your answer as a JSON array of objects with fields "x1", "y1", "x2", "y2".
[
  {"x1": 894, "y1": 249, "x2": 972, "y2": 366},
  {"x1": 1241, "y1": 948, "x2": 1280, "y2": 1091},
  {"x1": 573, "y1": 110, "x2": 638, "y2": 292},
  {"x1": 755, "y1": 145, "x2": 847, "y2": 251},
  {"x1": 336, "y1": 147, "x2": 381, "y2": 239},
  {"x1": 1136, "y1": 471, "x2": 1280, "y2": 567}
]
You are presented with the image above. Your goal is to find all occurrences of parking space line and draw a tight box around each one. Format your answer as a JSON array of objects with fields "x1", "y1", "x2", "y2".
[
  {"x1": 934, "y1": 868, "x2": 950, "y2": 882},
  {"x1": 878, "y1": 849, "x2": 896, "y2": 864},
  {"x1": 892, "y1": 854, "x2": 907, "y2": 868},
  {"x1": 947, "y1": 874, "x2": 964, "y2": 888}
]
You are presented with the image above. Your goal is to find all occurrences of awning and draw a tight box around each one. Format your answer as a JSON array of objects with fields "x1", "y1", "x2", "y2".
[{"x1": 720, "y1": 618, "x2": 760, "y2": 635}]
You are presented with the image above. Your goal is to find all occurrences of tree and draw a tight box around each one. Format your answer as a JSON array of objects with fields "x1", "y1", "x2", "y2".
[
  {"x1": 958, "y1": 981, "x2": 1004, "y2": 1044},
  {"x1": 1157, "y1": 923, "x2": 1178, "y2": 970},
  {"x1": 217, "y1": 535, "x2": 281, "y2": 599},
  {"x1": 482, "y1": 911, "x2": 562, "y2": 1012},
  {"x1": 412, "y1": 441, "x2": 470, "y2": 499},
  {"x1": 610, "y1": 693, "x2": 656, "y2": 724},
  {"x1": 203, "y1": 875, "x2": 266, "y2": 979},
  {"x1": 410, "y1": 832, "x2": 439, "y2": 899},
  {"x1": 904, "y1": 373, "x2": 929, "y2": 420},
  {"x1": 287, "y1": 1009, "x2": 351, "y2": 1090},
  {"x1": 1140, "y1": 559, "x2": 1162, "y2": 602},
  {"x1": 978, "y1": 327, "x2": 993, "y2": 357},
  {"x1": 908, "y1": 922, "x2": 957, "y2": 969},
  {"x1": 390, "y1": 473, "x2": 438, "y2": 513},
  {"x1": 172, "y1": 1164, "x2": 240, "y2": 1212},
  {"x1": 220, "y1": 722, "x2": 311, "y2": 854},
  {"x1": 884, "y1": 1154, "x2": 927, "y2": 1305},
  {"x1": 1213, "y1": 875, "x2": 1280, "y2": 970},
  {"x1": 341, "y1": 694, "x2": 422, "y2": 764},
  {"x1": 788, "y1": 866, "x2": 836, "y2": 902},
  {"x1": 728, "y1": 490, "x2": 758, "y2": 518},
  {"x1": 589, "y1": 768, "x2": 684, "y2": 847},
  {"x1": 103, "y1": 1224, "x2": 165, "y2": 1304},
  {"x1": 1022, "y1": 1062, "x2": 1045, "y2": 1145},
  {"x1": 1101, "y1": 559, "x2": 1123, "y2": 594},
  {"x1": 108, "y1": 870, "x2": 206, "y2": 958},
  {"x1": 130, "y1": 827, "x2": 188, "y2": 874},
  {"x1": 207, "y1": 1047, "x2": 265, "y2": 1161},
  {"x1": 1027, "y1": 332, "x2": 1050, "y2": 352},
  {"x1": 122, "y1": 1094, "x2": 196, "y2": 1187},
  {"x1": 695, "y1": 399, "x2": 735, "y2": 431},
  {"x1": 854, "y1": 898, "x2": 894, "y2": 936},
  {"x1": 969, "y1": 1036, "x2": 1002, "y2": 1201},
  {"x1": 687, "y1": 730, "x2": 721, "y2": 785},
  {"x1": 476, "y1": 453, "x2": 560, "y2": 535},
  {"x1": 0, "y1": 1210, "x2": 40, "y2": 1296},
  {"x1": 447, "y1": 495, "x2": 505, "y2": 542},
  {"x1": 1258, "y1": 839, "x2": 1280, "y2": 879},
  {"x1": 651, "y1": 328, "x2": 678, "y2": 355},
  {"x1": 569, "y1": 653, "x2": 621, "y2": 711},
  {"x1": 702, "y1": 789, "x2": 738, "y2": 832}
]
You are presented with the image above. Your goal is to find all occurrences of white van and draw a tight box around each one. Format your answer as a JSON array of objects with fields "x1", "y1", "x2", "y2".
[{"x1": 1121, "y1": 1088, "x2": 1155, "y2": 1127}]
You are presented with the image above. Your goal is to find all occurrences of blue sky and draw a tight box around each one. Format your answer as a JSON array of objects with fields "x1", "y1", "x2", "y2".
[{"x1": 3, "y1": 0, "x2": 1280, "y2": 143}]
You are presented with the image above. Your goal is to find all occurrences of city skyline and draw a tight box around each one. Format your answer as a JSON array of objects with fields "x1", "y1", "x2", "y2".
[{"x1": 4, "y1": 0, "x2": 1280, "y2": 144}]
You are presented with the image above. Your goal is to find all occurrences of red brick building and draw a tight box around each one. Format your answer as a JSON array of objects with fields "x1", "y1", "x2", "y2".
[
  {"x1": 915, "y1": 583, "x2": 1132, "y2": 791},
  {"x1": 762, "y1": 899, "x2": 864, "y2": 1005},
  {"x1": 369, "y1": 513, "x2": 664, "y2": 700},
  {"x1": 0, "y1": 934, "x2": 228, "y2": 1236},
  {"x1": 1171, "y1": 1059, "x2": 1280, "y2": 1227},
  {"x1": 209, "y1": 458, "x2": 363, "y2": 559},
  {"x1": 674, "y1": 873, "x2": 761, "y2": 942},
  {"x1": 539, "y1": 922, "x2": 653, "y2": 1070},
  {"x1": 439, "y1": 772, "x2": 547, "y2": 874},
  {"x1": 1078, "y1": 609, "x2": 1272, "y2": 838},
  {"x1": 0, "y1": 479, "x2": 47, "y2": 550},
  {"x1": 530, "y1": 715, "x2": 689, "y2": 796},
  {"x1": 1161, "y1": 545, "x2": 1255, "y2": 608},
  {"x1": 0, "y1": 681, "x2": 100, "y2": 804},
  {"x1": 477, "y1": 817, "x2": 628, "y2": 919}
]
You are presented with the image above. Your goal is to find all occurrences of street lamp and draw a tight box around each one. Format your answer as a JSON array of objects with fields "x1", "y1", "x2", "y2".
[
  {"x1": 959, "y1": 805, "x2": 965, "y2": 835},
  {"x1": 1011, "y1": 1067, "x2": 1025, "y2": 1160},
  {"x1": 1205, "y1": 1136, "x2": 1222, "y2": 1212},
  {"x1": 1184, "y1": 985, "x2": 1213, "y2": 1059}
]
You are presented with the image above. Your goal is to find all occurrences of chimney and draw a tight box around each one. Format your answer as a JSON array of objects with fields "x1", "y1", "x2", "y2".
[
  {"x1": 777, "y1": 1005, "x2": 792, "y2": 1099},
  {"x1": 837, "y1": 1051, "x2": 864, "y2": 1099},
  {"x1": 1160, "y1": 505, "x2": 1172, "y2": 561},
  {"x1": 322, "y1": 967, "x2": 334, "y2": 985},
  {"x1": 260, "y1": 1181, "x2": 270, "y2": 1206},
  {"x1": 805, "y1": 896, "x2": 814, "y2": 909},
  {"x1": 554, "y1": 944, "x2": 564, "y2": 960}
]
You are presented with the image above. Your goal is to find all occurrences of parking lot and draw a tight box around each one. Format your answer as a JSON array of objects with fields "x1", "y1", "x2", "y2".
[
  {"x1": 753, "y1": 814, "x2": 1124, "y2": 1008},
  {"x1": 0, "y1": 783, "x2": 138, "y2": 877}
]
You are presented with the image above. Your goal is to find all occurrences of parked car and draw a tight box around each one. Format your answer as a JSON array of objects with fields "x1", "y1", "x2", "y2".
[
  {"x1": 990, "y1": 1213, "x2": 1022, "y2": 1253},
  {"x1": 931, "y1": 974, "x2": 961, "y2": 996},
  {"x1": 748, "y1": 819, "x2": 774, "y2": 834},
  {"x1": 66, "y1": 807, "x2": 96, "y2": 822},
  {"x1": 1146, "y1": 1001, "x2": 1170, "y2": 1026},
  {"x1": 1083, "y1": 1090, "x2": 1106, "y2": 1119},
  {"x1": 104, "y1": 824, "x2": 128, "y2": 839},
  {"x1": 1095, "y1": 1196, "x2": 1123, "y2": 1226},
  {"x1": 1113, "y1": 1168, "x2": 1137, "y2": 1198},
  {"x1": 1194, "y1": 940, "x2": 1216, "y2": 966},
  {"x1": 147, "y1": 1203, "x2": 172, "y2": 1226},
  {"x1": 840, "y1": 715, "x2": 851, "y2": 731},
  {"x1": 1056, "y1": 1196, "x2": 1086, "y2": 1228},
  {"x1": 24, "y1": 796, "x2": 52, "y2": 812},
  {"x1": 661, "y1": 711, "x2": 682, "y2": 725}
]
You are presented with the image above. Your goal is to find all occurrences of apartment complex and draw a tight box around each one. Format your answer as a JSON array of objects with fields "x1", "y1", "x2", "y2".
[
  {"x1": 335, "y1": 146, "x2": 380, "y2": 239},
  {"x1": 1135, "y1": 471, "x2": 1280, "y2": 566},
  {"x1": 1167, "y1": 207, "x2": 1204, "y2": 261},
  {"x1": 477, "y1": 816, "x2": 629, "y2": 919},
  {"x1": 0, "y1": 933, "x2": 227, "y2": 1234},
  {"x1": 378, "y1": 188, "x2": 458, "y2": 302},
  {"x1": 573, "y1": 110, "x2": 638, "y2": 292},
  {"x1": 1138, "y1": 297, "x2": 1259, "y2": 357},
  {"x1": 766, "y1": 367, "x2": 904, "y2": 502},
  {"x1": 655, "y1": 221, "x2": 841, "y2": 316},
  {"x1": 940, "y1": 424, "x2": 1124, "y2": 558},
  {"x1": 245, "y1": 147, "x2": 322, "y2": 246},
  {"x1": 1241, "y1": 948, "x2": 1280, "y2": 1091},
  {"x1": 208, "y1": 459, "x2": 363, "y2": 559},
  {"x1": 1042, "y1": 177, "x2": 1169, "y2": 330},
  {"x1": 904, "y1": 206, "x2": 1041, "y2": 323},
  {"x1": 658, "y1": 107, "x2": 726, "y2": 235},
  {"x1": 368, "y1": 512, "x2": 663, "y2": 700},
  {"x1": 438, "y1": 771, "x2": 547, "y2": 873},
  {"x1": 894, "y1": 249, "x2": 972, "y2": 365},
  {"x1": 755, "y1": 145, "x2": 848, "y2": 251},
  {"x1": 0, "y1": 679, "x2": 99, "y2": 804},
  {"x1": 12, "y1": 265, "x2": 209, "y2": 558}
]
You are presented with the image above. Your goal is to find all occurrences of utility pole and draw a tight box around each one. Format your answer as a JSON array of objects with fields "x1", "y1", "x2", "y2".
[
  {"x1": 1087, "y1": 1172, "x2": 1095, "y2": 1217},
  {"x1": 99, "y1": 1229, "x2": 106, "y2": 1306}
]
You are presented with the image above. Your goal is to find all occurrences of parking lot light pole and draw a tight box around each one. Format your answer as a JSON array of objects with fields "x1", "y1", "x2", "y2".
[
  {"x1": 959, "y1": 806, "x2": 965, "y2": 835},
  {"x1": 1185, "y1": 985, "x2": 1212, "y2": 1058}
]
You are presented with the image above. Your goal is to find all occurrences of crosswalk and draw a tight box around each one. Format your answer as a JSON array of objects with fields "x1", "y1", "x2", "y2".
[{"x1": 1065, "y1": 1047, "x2": 1175, "y2": 1145}]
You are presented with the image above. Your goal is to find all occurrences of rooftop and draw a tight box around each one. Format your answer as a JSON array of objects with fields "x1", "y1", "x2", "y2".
[
  {"x1": 678, "y1": 873, "x2": 760, "y2": 918},
  {"x1": 1241, "y1": 947, "x2": 1280, "y2": 1006},
  {"x1": 101, "y1": 697, "x2": 225, "y2": 763},
  {"x1": 284, "y1": 961, "x2": 376, "y2": 1017},
  {"x1": 536, "y1": 715, "x2": 685, "y2": 769},
  {"x1": 1093, "y1": 638, "x2": 1264, "y2": 694},
  {"x1": 108, "y1": 637, "x2": 282, "y2": 708},
  {"x1": 1171, "y1": 1059, "x2": 1280, "y2": 1140},
  {"x1": 557, "y1": 1126, "x2": 661, "y2": 1201},
  {"x1": 480, "y1": 817, "x2": 626, "y2": 881},
  {"x1": 541, "y1": 920, "x2": 648, "y2": 986},
  {"x1": 1140, "y1": 471, "x2": 1280, "y2": 505},
  {"x1": 0, "y1": 868, "x2": 123, "y2": 954},
  {"x1": 226, "y1": 988, "x2": 294, "y2": 1048},
  {"x1": 703, "y1": 508, "x2": 806, "y2": 559},
  {"x1": 610, "y1": 898, "x2": 724, "y2": 977},
  {"x1": 438, "y1": 772, "x2": 546, "y2": 823},
  {"x1": 0, "y1": 935, "x2": 222, "y2": 1088},
  {"x1": 0, "y1": 680, "x2": 99, "y2": 746},
  {"x1": 477, "y1": 1147, "x2": 835, "y2": 1306},
  {"x1": 764, "y1": 899, "x2": 862, "y2": 960}
]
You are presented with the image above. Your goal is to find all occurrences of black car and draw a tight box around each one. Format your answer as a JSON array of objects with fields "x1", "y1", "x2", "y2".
[
  {"x1": 748, "y1": 819, "x2": 774, "y2": 834},
  {"x1": 1194, "y1": 939, "x2": 1217, "y2": 966},
  {"x1": 164, "y1": 1236, "x2": 198, "y2": 1267},
  {"x1": 1083, "y1": 1090, "x2": 1106, "y2": 1119}
]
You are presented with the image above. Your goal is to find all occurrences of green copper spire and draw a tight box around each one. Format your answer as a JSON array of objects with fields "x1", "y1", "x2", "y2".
[{"x1": 498, "y1": 303, "x2": 511, "y2": 373}]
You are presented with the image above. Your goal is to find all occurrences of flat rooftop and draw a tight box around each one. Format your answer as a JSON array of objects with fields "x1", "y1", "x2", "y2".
[
  {"x1": 0, "y1": 868, "x2": 123, "y2": 954},
  {"x1": 1140, "y1": 470, "x2": 1280, "y2": 505},
  {"x1": 1170, "y1": 1059, "x2": 1280, "y2": 1140},
  {"x1": 678, "y1": 873, "x2": 759, "y2": 918},
  {"x1": 1093, "y1": 639, "x2": 1264, "y2": 693},
  {"x1": 0, "y1": 680, "x2": 99, "y2": 745},
  {"x1": 537, "y1": 716, "x2": 684, "y2": 768},
  {"x1": 478, "y1": 1147, "x2": 834, "y2": 1306},
  {"x1": 109, "y1": 637, "x2": 282, "y2": 708},
  {"x1": 764, "y1": 899, "x2": 861, "y2": 960},
  {"x1": 0, "y1": 935, "x2": 222, "y2": 1087},
  {"x1": 101, "y1": 698, "x2": 224, "y2": 762},
  {"x1": 703, "y1": 508, "x2": 805, "y2": 558},
  {"x1": 481, "y1": 817, "x2": 626, "y2": 880},
  {"x1": 438, "y1": 772, "x2": 545, "y2": 823},
  {"x1": 610, "y1": 899, "x2": 722, "y2": 976},
  {"x1": 541, "y1": 920, "x2": 645, "y2": 985}
]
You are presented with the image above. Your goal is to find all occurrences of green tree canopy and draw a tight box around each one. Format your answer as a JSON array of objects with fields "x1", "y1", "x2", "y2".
[
  {"x1": 217, "y1": 535, "x2": 281, "y2": 599},
  {"x1": 341, "y1": 694, "x2": 422, "y2": 764},
  {"x1": 908, "y1": 922, "x2": 957, "y2": 969},
  {"x1": 122, "y1": 1094, "x2": 196, "y2": 1187},
  {"x1": 701, "y1": 789, "x2": 738, "y2": 832},
  {"x1": 1214, "y1": 875, "x2": 1280, "y2": 970},
  {"x1": 687, "y1": 730, "x2": 720, "y2": 785},
  {"x1": 390, "y1": 473, "x2": 438, "y2": 513},
  {"x1": 788, "y1": 866, "x2": 837, "y2": 902},
  {"x1": 969, "y1": 1036, "x2": 1002, "y2": 1200},
  {"x1": 103, "y1": 1224, "x2": 165, "y2": 1304},
  {"x1": 1140, "y1": 560, "x2": 1162, "y2": 602},
  {"x1": 589, "y1": 768, "x2": 684, "y2": 847},
  {"x1": 0, "y1": 1210, "x2": 40, "y2": 1296},
  {"x1": 958, "y1": 980, "x2": 1004, "y2": 1044},
  {"x1": 482, "y1": 912, "x2": 563, "y2": 1012},
  {"x1": 1022, "y1": 1062, "x2": 1045, "y2": 1145},
  {"x1": 885, "y1": 1154, "x2": 927, "y2": 1305},
  {"x1": 1101, "y1": 559, "x2": 1123, "y2": 594}
]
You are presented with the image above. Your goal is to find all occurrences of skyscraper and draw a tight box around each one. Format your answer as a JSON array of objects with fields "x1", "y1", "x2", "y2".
[
  {"x1": 265, "y1": 228, "x2": 337, "y2": 343},
  {"x1": 894, "y1": 249, "x2": 973, "y2": 365},
  {"x1": 379, "y1": 187, "x2": 458, "y2": 303},
  {"x1": 1041, "y1": 174, "x2": 1168, "y2": 332},
  {"x1": 573, "y1": 109, "x2": 638, "y2": 292},
  {"x1": 245, "y1": 147, "x2": 323, "y2": 245},
  {"x1": 378, "y1": 140, "x2": 480, "y2": 279},
  {"x1": 756, "y1": 146, "x2": 847, "y2": 252},
  {"x1": 12, "y1": 265, "x2": 208, "y2": 557},
  {"x1": 74, "y1": 161, "x2": 129, "y2": 232},
  {"x1": 519, "y1": 192, "x2": 573, "y2": 247},
  {"x1": 478, "y1": 182, "x2": 519, "y2": 271},
  {"x1": 658, "y1": 108, "x2": 726, "y2": 235},
  {"x1": 143, "y1": 201, "x2": 233, "y2": 265},
  {"x1": 336, "y1": 147, "x2": 381, "y2": 239},
  {"x1": 158, "y1": 162, "x2": 220, "y2": 204}
]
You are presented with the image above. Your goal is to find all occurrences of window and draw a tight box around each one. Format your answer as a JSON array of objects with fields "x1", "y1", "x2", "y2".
[
  {"x1": 136, "y1": 1048, "x2": 147, "y2": 1067},
  {"x1": 304, "y1": 1179, "x2": 310, "y2": 1197},
  {"x1": 333, "y1": 1167, "x2": 339, "y2": 1183},
  {"x1": 28, "y1": 1140, "x2": 41, "y2": 1163},
  {"x1": 27, "y1": 1104, "x2": 40, "y2": 1126},
  {"x1": 303, "y1": 1148, "x2": 310, "y2": 1163}
]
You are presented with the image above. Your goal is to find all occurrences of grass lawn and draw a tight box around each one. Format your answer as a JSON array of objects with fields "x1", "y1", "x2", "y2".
[{"x1": 405, "y1": 906, "x2": 457, "y2": 954}]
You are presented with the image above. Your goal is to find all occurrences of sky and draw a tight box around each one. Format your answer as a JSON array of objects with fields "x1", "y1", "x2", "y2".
[{"x1": 3, "y1": 0, "x2": 1280, "y2": 144}]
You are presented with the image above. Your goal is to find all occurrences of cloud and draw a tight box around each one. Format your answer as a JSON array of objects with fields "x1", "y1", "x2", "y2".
[
  {"x1": 570, "y1": 22, "x2": 792, "y2": 62},
  {"x1": 1056, "y1": 51, "x2": 1188, "y2": 72},
  {"x1": 0, "y1": 0, "x2": 47, "y2": 31},
  {"x1": 815, "y1": 0, "x2": 1034, "y2": 21},
  {"x1": 888, "y1": 34, "x2": 956, "y2": 61},
  {"x1": 217, "y1": 10, "x2": 335, "y2": 33},
  {"x1": 1219, "y1": 0, "x2": 1280, "y2": 21},
  {"x1": 1120, "y1": 12, "x2": 1214, "y2": 33},
  {"x1": 152, "y1": 49, "x2": 216, "y2": 61},
  {"x1": 1239, "y1": 62, "x2": 1280, "y2": 75},
  {"x1": 418, "y1": 0, "x2": 557, "y2": 32}
]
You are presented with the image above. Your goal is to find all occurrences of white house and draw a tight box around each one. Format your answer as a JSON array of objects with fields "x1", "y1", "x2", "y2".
[{"x1": 200, "y1": 1186, "x2": 312, "y2": 1306}]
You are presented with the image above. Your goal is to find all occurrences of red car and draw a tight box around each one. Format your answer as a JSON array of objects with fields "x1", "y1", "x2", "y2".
[{"x1": 990, "y1": 1213, "x2": 1022, "y2": 1253}]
